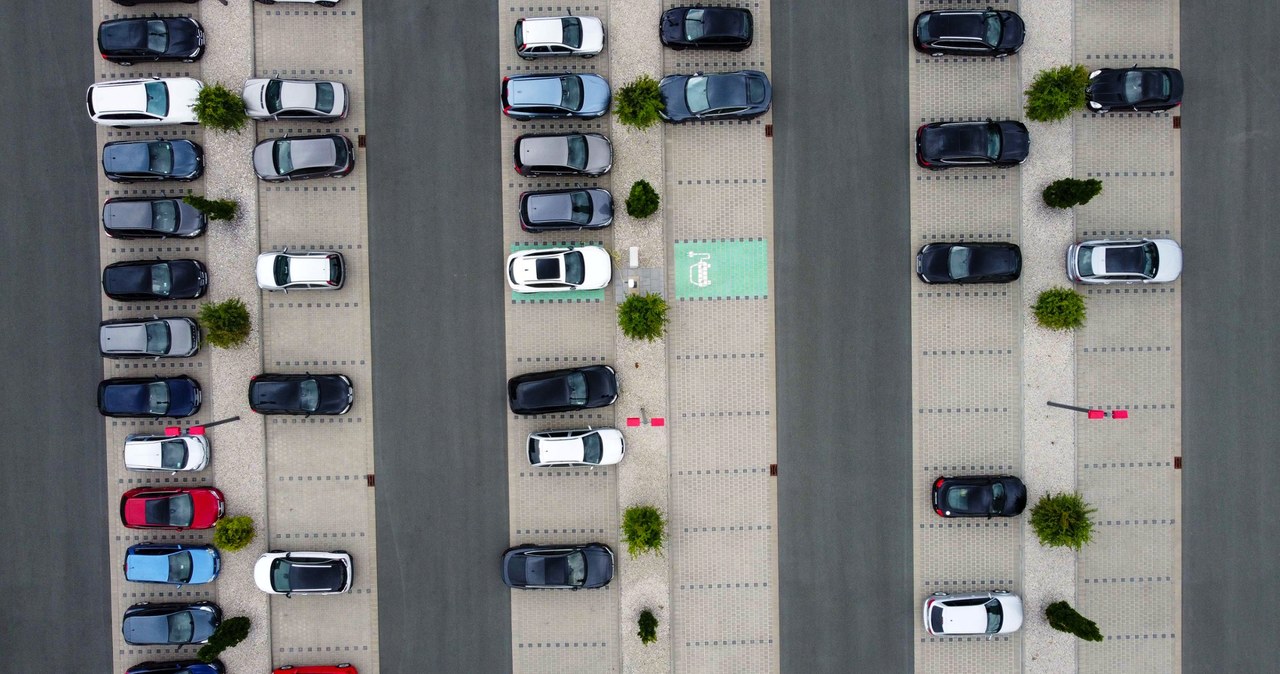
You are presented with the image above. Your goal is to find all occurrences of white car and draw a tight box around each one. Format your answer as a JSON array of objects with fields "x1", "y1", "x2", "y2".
[
  {"x1": 515, "y1": 15, "x2": 605, "y2": 59},
  {"x1": 256, "y1": 249, "x2": 345, "y2": 291},
  {"x1": 923, "y1": 590, "x2": 1023, "y2": 636},
  {"x1": 86, "y1": 77, "x2": 202, "y2": 127},
  {"x1": 254, "y1": 551, "x2": 353, "y2": 596},
  {"x1": 506, "y1": 246, "x2": 611, "y2": 293},
  {"x1": 527, "y1": 428, "x2": 625, "y2": 467},
  {"x1": 1066, "y1": 238, "x2": 1182, "y2": 284},
  {"x1": 242, "y1": 78, "x2": 349, "y2": 121},
  {"x1": 124, "y1": 433, "x2": 209, "y2": 473}
]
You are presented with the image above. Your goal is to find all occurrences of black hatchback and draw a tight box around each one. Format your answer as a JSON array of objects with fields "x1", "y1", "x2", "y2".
[
  {"x1": 916, "y1": 242, "x2": 1022, "y2": 284},
  {"x1": 103, "y1": 197, "x2": 207, "y2": 239},
  {"x1": 502, "y1": 543, "x2": 614, "y2": 589},
  {"x1": 932, "y1": 475, "x2": 1027, "y2": 518},
  {"x1": 660, "y1": 6, "x2": 753, "y2": 51},
  {"x1": 508, "y1": 365, "x2": 618, "y2": 415},
  {"x1": 103, "y1": 139, "x2": 204, "y2": 183},
  {"x1": 122, "y1": 601, "x2": 220, "y2": 645},
  {"x1": 98, "y1": 17, "x2": 205, "y2": 66},
  {"x1": 102, "y1": 259, "x2": 208, "y2": 301},
  {"x1": 916, "y1": 120, "x2": 1028, "y2": 169},
  {"x1": 913, "y1": 9, "x2": 1024, "y2": 57},
  {"x1": 249, "y1": 373, "x2": 353, "y2": 415},
  {"x1": 519, "y1": 188, "x2": 613, "y2": 232},
  {"x1": 1086, "y1": 66, "x2": 1184, "y2": 113}
]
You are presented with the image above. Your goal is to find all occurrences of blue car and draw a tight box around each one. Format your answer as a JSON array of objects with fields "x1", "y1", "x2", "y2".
[
  {"x1": 98, "y1": 376, "x2": 202, "y2": 418},
  {"x1": 125, "y1": 543, "x2": 220, "y2": 587},
  {"x1": 126, "y1": 660, "x2": 225, "y2": 674}
]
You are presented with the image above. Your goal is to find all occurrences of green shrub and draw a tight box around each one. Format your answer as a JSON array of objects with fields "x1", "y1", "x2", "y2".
[
  {"x1": 212, "y1": 515, "x2": 256, "y2": 552},
  {"x1": 1046, "y1": 601, "x2": 1104, "y2": 641},
  {"x1": 1043, "y1": 178, "x2": 1103, "y2": 209},
  {"x1": 198, "y1": 298, "x2": 252, "y2": 349},
  {"x1": 193, "y1": 82, "x2": 248, "y2": 133},
  {"x1": 625, "y1": 180, "x2": 661, "y2": 219},
  {"x1": 197, "y1": 616, "x2": 251, "y2": 662},
  {"x1": 183, "y1": 195, "x2": 239, "y2": 221},
  {"x1": 638, "y1": 609, "x2": 659, "y2": 645},
  {"x1": 615, "y1": 75, "x2": 665, "y2": 129},
  {"x1": 621, "y1": 505, "x2": 666, "y2": 558},
  {"x1": 1025, "y1": 65, "x2": 1090, "y2": 122},
  {"x1": 1032, "y1": 287, "x2": 1086, "y2": 331},
  {"x1": 1030, "y1": 492, "x2": 1097, "y2": 550},
  {"x1": 617, "y1": 292, "x2": 670, "y2": 342}
]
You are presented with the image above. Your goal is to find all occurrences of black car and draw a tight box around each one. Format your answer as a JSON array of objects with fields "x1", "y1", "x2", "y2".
[
  {"x1": 913, "y1": 9, "x2": 1024, "y2": 57},
  {"x1": 98, "y1": 17, "x2": 204, "y2": 66},
  {"x1": 508, "y1": 365, "x2": 618, "y2": 415},
  {"x1": 501, "y1": 543, "x2": 614, "y2": 589},
  {"x1": 660, "y1": 6, "x2": 753, "y2": 51},
  {"x1": 126, "y1": 661, "x2": 225, "y2": 674},
  {"x1": 659, "y1": 70, "x2": 772, "y2": 123},
  {"x1": 916, "y1": 242, "x2": 1022, "y2": 284},
  {"x1": 102, "y1": 259, "x2": 208, "y2": 301},
  {"x1": 519, "y1": 188, "x2": 613, "y2": 232},
  {"x1": 98, "y1": 375, "x2": 202, "y2": 418},
  {"x1": 916, "y1": 120, "x2": 1028, "y2": 169},
  {"x1": 103, "y1": 197, "x2": 207, "y2": 239},
  {"x1": 111, "y1": 0, "x2": 198, "y2": 5},
  {"x1": 122, "y1": 602, "x2": 221, "y2": 645},
  {"x1": 1086, "y1": 66, "x2": 1184, "y2": 113},
  {"x1": 249, "y1": 373, "x2": 353, "y2": 415},
  {"x1": 932, "y1": 475, "x2": 1027, "y2": 517},
  {"x1": 103, "y1": 139, "x2": 204, "y2": 183}
]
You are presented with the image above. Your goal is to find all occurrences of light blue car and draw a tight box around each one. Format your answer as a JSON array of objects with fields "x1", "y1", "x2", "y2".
[{"x1": 125, "y1": 543, "x2": 220, "y2": 587}]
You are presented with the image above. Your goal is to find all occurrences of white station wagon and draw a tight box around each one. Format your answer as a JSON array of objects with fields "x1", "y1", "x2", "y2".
[
  {"x1": 515, "y1": 15, "x2": 605, "y2": 59},
  {"x1": 527, "y1": 427, "x2": 625, "y2": 467},
  {"x1": 124, "y1": 433, "x2": 210, "y2": 473},
  {"x1": 256, "y1": 249, "x2": 345, "y2": 291},
  {"x1": 87, "y1": 77, "x2": 202, "y2": 127}
]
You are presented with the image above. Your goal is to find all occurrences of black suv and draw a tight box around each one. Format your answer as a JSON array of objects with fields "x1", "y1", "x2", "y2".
[
  {"x1": 913, "y1": 9, "x2": 1024, "y2": 57},
  {"x1": 507, "y1": 365, "x2": 618, "y2": 415},
  {"x1": 102, "y1": 259, "x2": 208, "y2": 301},
  {"x1": 916, "y1": 120, "x2": 1029, "y2": 169},
  {"x1": 660, "y1": 6, "x2": 753, "y2": 51},
  {"x1": 97, "y1": 17, "x2": 204, "y2": 66},
  {"x1": 249, "y1": 373, "x2": 353, "y2": 415}
]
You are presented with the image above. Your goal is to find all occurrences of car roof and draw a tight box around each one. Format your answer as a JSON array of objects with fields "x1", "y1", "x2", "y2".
[
  {"x1": 284, "y1": 254, "x2": 333, "y2": 283},
  {"x1": 520, "y1": 135, "x2": 571, "y2": 166},
  {"x1": 534, "y1": 434, "x2": 589, "y2": 463},
  {"x1": 92, "y1": 80, "x2": 154, "y2": 113},
  {"x1": 101, "y1": 321, "x2": 151, "y2": 352},
  {"x1": 525, "y1": 191, "x2": 578, "y2": 222},
  {"x1": 283, "y1": 136, "x2": 338, "y2": 170},
  {"x1": 507, "y1": 75, "x2": 567, "y2": 107}
]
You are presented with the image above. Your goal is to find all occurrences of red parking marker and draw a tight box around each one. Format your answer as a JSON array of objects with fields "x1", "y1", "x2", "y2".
[
  {"x1": 188, "y1": 426, "x2": 206, "y2": 435},
  {"x1": 651, "y1": 417, "x2": 665, "y2": 427},
  {"x1": 1110, "y1": 410, "x2": 1128, "y2": 419},
  {"x1": 626, "y1": 417, "x2": 641, "y2": 427},
  {"x1": 164, "y1": 426, "x2": 181, "y2": 437},
  {"x1": 1087, "y1": 410, "x2": 1106, "y2": 419}
]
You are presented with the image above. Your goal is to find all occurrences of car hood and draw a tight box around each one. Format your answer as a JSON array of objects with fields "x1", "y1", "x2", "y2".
[
  {"x1": 660, "y1": 9, "x2": 688, "y2": 42},
  {"x1": 188, "y1": 547, "x2": 219, "y2": 583},
  {"x1": 166, "y1": 78, "x2": 204, "y2": 119},
  {"x1": 583, "y1": 546, "x2": 614, "y2": 587},
  {"x1": 169, "y1": 141, "x2": 202, "y2": 178},
  {"x1": 916, "y1": 246, "x2": 953, "y2": 282},
  {"x1": 584, "y1": 134, "x2": 612, "y2": 173},
  {"x1": 998, "y1": 12, "x2": 1024, "y2": 50},
  {"x1": 165, "y1": 377, "x2": 201, "y2": 417},
  {"x1": 168, "y1": 260, "x2": 207, "y2": 298},
  {"x1": 659, "y1": 76, "x2": 692, "y2": 119},
  {"x1": 1000, "y1": 478, "x2": 1028, "y2": 515},
  {"x1": 584, "y1": 366, "x2": 619, "y2": 406},
  {"x1": 164, "y1": 18, "x2": 202, "y2": 54},
  {"x1": 315, "y1": 376, "x2": 353, "y2": 413},
  {"x1": 578, "y1": 16, "x2": 606, "y2": 52},
  {"x1": 168, "y1": 318, "x2": 198, "y2": 357},
  {"x1": 996, "y1": 122, "x2": 1029, "y2": 161},
  {"x1": 580, "y1": 74, "x2": 612, "y2": 114},
  {"x1": 997, "y1": 595, "x2": 1024, "y2": 633},
  {"x1": 253, "y1": 139, "x2": 281, "y2": 176},
  {"x1": 577, "y1": 246, "x2": 614, "y2": 289},
  {"x1": 1151, "y1": 239, "x2": 1183, "y2": 282}
]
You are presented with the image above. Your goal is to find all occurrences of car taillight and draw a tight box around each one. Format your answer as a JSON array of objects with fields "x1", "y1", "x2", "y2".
[
  {"x1": 520, "y1": 43, "x2": 527, "y2": 50},
  {"x1": 934, "y1": 507, "x2": 944, "y2": 516},
  {"x1": 327, "y1": 280, "x2": 338, "y2": 286},
  {"x1": 916, "y1": 124, "x2": 927, "y2": 135},
  {"x1": 503, "y1": 105, "x2": 512, "y2": 114},
  {"x1": 933, "y1": 477, "x2": 944, "y2": 489},
  {"x1": 503, "y1": 76, "x2": 510, "y2": 84}
]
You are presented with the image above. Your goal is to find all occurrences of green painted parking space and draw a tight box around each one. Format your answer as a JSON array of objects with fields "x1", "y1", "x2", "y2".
[
  {"x1": 674, "y1": 238, "x2": 768, "y2": 300},
  {"x1": 508, "y1": 241, "x2": 606, "y2": 303}
]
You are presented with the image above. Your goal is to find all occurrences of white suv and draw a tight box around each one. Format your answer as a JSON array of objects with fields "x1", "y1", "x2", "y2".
[
  {"x1": 87, "y1": 77, "x2": 202, "y2": 127},
  {"x1": 256, "y1": 249, "x2": 345, "y2": 291},
  {"x1": 515, "y1": 15, "x2": 605, "y2": 59},
  {"x1": 124, "y1": 434, "x2": 210, "y2": 473},
  {"x1": 527, "y1": 428, "x2": 625, "y2": 467}
]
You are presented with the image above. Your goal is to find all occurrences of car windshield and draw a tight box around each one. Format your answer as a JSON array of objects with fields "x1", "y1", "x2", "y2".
[
  {"x1": 685, "y1": 76, "x2": 710, "y2": 114},
  {"x1": 983, "y1": 13, "x2": 1002, "y2": 47},
  {"x1": 684, "y1": 9, "x2": 707, "y2": 39},
  {"x1": 151, "y1": 200, "x2": 179, "y2": 233},
  {"x1": 566, "y1": 551, "x2": 587, "y2": 586},
  {"x1": 566, "y1": 372, "x2": 588, "y2": 406},
  {"x1": 271, "y1": 559, "x2": 293, "y2": 592},
  {"x1": 146, "y1": 19, "x2": 169, "y2": 53},
  {"x1": 144, "y1": 81, "x2": 169, "y2": 117},
  {"x1": 167, "y1": 551, "x2": 193, "y2": 583},
  {"x1": 562, "y1": 76, "x2": 584, "y2": 111},
  {"x1": 986, "y1": 126, "x2": 1002, "y2": 160},
  {"x1": 147, "y1": 381, "x2": 170, "y2": 415},
  {"x1": 1124, "y1": 71, "x2": 1169, "y2": 103},
  {"x1": 990, "y1": 482, "x2": 1006, "y2": 513},
  {"x1": 1140, "y1": 242, "x2": 1159, "y2": 277},
  {"x1": 582, "y1": 433, "x2": 603, "y2": 464},
  {"x1": 315, "y1": 82, "x2": 335, "y2": 113},
  {"x1": 145, "y1": 321, "x2": 172, "y2": 354},
  {"x1": 150, "y1": 263, "x2": 172, "y2": 296},
  {"x1": 167, "y1": 611, "x2": 194, "y2": 643},
  {"x1": 563, "y1": 251, "x2": 586, "y2": 285},
  {"x1": 561, "y1": 17, "x2": 582, "y2": 48},
  {"x1": 273, "y1": 255, "x2": 291, "y2": 285},
  {"x1": 1076, "y1": 247, "x2": 1095, "y2": 277},
  {"x1": 332, "y1": 137, "x2": 349, "y2": 167},
  {"x1": 274, "y1": 140, "x2": 294, "y2": 175},
  {"x1": 570, "y1": 191, "x2": 592, "y2": 225},
  {"x1": 947, "y1": 246, "x2": 973, "y2": 279},
  {"x1": 565, "y1": 135, "x2": 588, "y2": 170},
  {"x1": 159, "y1": 439, "x2": 187, "y2": 470},
  {"x1": 985, "y1": 598, "x2": 1004, "y2": 633},
  {"x1": 298, "y1": 379, "x2": 320, "y2": 412},
  {"x1": 265, "y1": 79, "x2": 283, "y2": 113},
  {"x1": 148, "y1": 142, "x2": 173, "y2": 175}
]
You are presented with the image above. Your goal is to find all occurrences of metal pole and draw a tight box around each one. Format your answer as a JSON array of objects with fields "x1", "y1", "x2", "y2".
[{"x1": 1046, "y1": 401, "x2": 1092, "y2": 413}]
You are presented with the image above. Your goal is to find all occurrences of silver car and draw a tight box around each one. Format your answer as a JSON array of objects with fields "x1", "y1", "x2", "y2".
[
  {"x1": 1066, "y1": 238, "x2": 1183, "y2": 284},
  {"x1": 242, "y1": 78, "x2": 349, "y2": 122},
  {"x1": 514, "y1": 133, "x2": 612, "y2": 177},
  {"x1": 253, "y1": 134, "x2": 355, "y2": 182},
  {"x1": 502, "y1": 73, "x2": 610, "y2": 120},
  {"x1": 100, "y1": 317, "x2": 200, "y2": 359},
  {"x1": 124, "y1": 433, "x2": 210, "y2": 472}
]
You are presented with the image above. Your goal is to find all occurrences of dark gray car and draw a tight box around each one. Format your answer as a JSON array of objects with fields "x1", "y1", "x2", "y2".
[
  {"x1": 519, "y1": 188, "x2": 613, "y2": 232},
  {"x1": 103, "y1": 139, "x2": 203, "y2": 183},
  {"x1": 253, "y1": 134, "x2": 355, "y2": 181},
  {"x1": 501, "y1": 543, "x2": 614, "y2": 589},
  {"x1": 513, "y1": 133, "x2": 612, "y2": 177},
  {"x1": 501, "y1": 73, "x2": 611, "y2": 120},
  {"x1": 103, "y1": 197, "x2": 206, "y2": 239},
  {"x1": 659, "y1": 70, "x2": 772, "y2": 122},
  {"x1": 100, "y1": 317, "x2": 200, "y2": 358},
  {"x1": 121, "y1": 601, "x2": 220, "y2": 645}
]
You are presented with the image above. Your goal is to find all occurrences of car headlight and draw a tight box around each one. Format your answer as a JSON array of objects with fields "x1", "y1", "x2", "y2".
[{"x1": 1088, "y1": 70, "x2": 1102, "y2": 79}]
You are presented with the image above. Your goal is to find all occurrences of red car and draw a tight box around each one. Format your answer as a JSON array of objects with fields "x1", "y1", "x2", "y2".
[
  {"x1": 120, "y1": 486, "x2": 224, "y2": 530},
  {"x1": 273, "y1": 666, "x2": 357, "y2": 674}
]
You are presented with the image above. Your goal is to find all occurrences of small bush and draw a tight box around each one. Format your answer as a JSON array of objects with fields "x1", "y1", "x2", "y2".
[
  {"x1": 183, "y1": 195, "x2": 239, "y2": 221},
  {"x1": 1046, "y1": 601, "x2": 1104, "y2": 641},
  {"x1": 621, "y1": 505, "x2": 666, "y2": 558},
  {"x1": 1032, "y1": 287, "x2": 1086, "y2": 331},
  {"x1": 212, "y1": 515, "x2": 256, "y2": 552},
  {"x1": 615, "y1": 75, "x2": 665, "y2": 129},
  {"x1": 1043, "y1": 178, "x2": 1103, "y2": 209},
  {"x1": 198, "y1": 298, "x2": 252, "y2": 349},
  {"x1": 638, "y1": 609, "x2": 659, "y2": 645},
  {"x1": 193, "y1": 82, "x2": 248, "y2": 133},
  {"x1": 625, "y1": 180, "x2": 661, "y2": 219},
  {"x1": 1030, "y1": 492, "x2": 1097, "y2": 550},
  {"x1": 197, "y1": 616, "x2": 251, "y2": 663},
  {"x1": 618, "y1": 292, "x2": 670, "y2": 342},
  {"x1": 1025, "y1": 65, "x2": 1090, "y2": 122}
]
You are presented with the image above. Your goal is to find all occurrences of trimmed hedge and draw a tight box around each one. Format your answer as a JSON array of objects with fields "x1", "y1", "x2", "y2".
[
  {"x1": 1032, "y1": 287, "x2": 1086, "y2": 331},
  {"x1": 618, "y1": 292, "x2": 670, "y2": 341},
  {"x1": 1046, "y1": 601, "x2": 1104, "y2": 641},
  {"x1": 1030, "y1": 492, "x2": 1097, "y2": 550},
  {"x1": 212, "y1": 515, "x2": 256, "y2": 552},
  {"x1": 1043, "y1": 178, "x2": 1103, "y2": 209},
  {"x1": 622, "y1": 505, "x2": 666, "y2": 558},
  {"x1": 1025, "y1": 65, "x2": 1090, "y2": 122},
  {"x1": 615, "y1": 75, "x2": 664, "y2": 129},
  {"x1": 193, "y1": 82, "x2": 248, "y2": 133},
  {"x1": 626, "y1": 180, "x2": 661, "y2": 218},
  {"x1": 198, "y1": 298, "x2": 252, "y2": 349},
  {"x1": 638, "y1": 609, "x2": 659, "y2": 645}
]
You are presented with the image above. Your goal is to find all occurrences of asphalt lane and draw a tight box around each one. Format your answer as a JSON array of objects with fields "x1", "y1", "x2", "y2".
[
  {"x1": 772, "y1": 2, "x2": 914, "y2": 672},
  {"x1": 363, "y1": 1, "x2": 512, "y2": 672},
  {"x1": 1181, "y1": 2, "x2": 1280, "y2": 670},
  {"x1": 0, "y1": 2, "x2": 108, "y2": 670}
]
